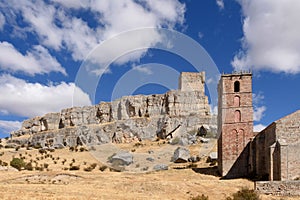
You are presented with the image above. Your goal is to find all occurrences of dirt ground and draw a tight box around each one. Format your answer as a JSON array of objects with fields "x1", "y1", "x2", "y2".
[{"x1": 0, "y1": 139, "x2": 298, "y2": 200}]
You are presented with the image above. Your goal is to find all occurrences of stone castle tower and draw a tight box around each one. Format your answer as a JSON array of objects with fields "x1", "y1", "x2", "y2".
[
  {"x1": 217, "y1": 72, "x2": 254, "y2": 178},
  {"x1": 179, "y1": 72, "x2": 205, "y2": 93}
]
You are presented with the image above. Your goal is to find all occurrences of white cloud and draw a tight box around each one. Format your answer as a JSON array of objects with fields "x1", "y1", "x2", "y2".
[
  {"x1": 50, "y1": 0, "x2": 86, "y2": 9},
  {"x1": 253, "y1": 124, "x2": 266, "y2": 132},
  {"x1": 0, "y1": 12, "x2": 5, "y2": 30},
  {"x1": 0, "y1": 74, "x2": 91, "y2": 117},
  {"x1": 233, "y1": 0, "x2": 300, "y2": 74},
  {"x1": 0, "y1": 120, "x2": 21, "y2": 135},
  {"x1": 253, "y1": 106, "x2": 266, "y2": 121},
  {"x1": 252, "y1": 92, "x2": 266, "y2": 121},
  {"x1": 216, "y1": 0, "x2": 224, "y2": 10},
  {"x1": 132, "y1": 65, "x2": 153, "y2": 75},
  {"x1": 253, "y1": 92, "x2": 264, "y2": 105},
  {"x1": 2, "y1": 0, "x2": 185, "y2": 63},
  {"x1": 0, "y1": 42, "x2": 66, "y2": 75}
]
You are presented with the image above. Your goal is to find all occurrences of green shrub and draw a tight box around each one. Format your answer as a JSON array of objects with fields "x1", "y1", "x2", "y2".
[
  {"x1": 190, "y1": 194, "x2": 209, "y2": 200},
  {"x1": 226, "y1": 188, "x2": 260, "y2": 200},
  {"x1": 10, "y1": 158, "x2": 25, "y2": 171}
]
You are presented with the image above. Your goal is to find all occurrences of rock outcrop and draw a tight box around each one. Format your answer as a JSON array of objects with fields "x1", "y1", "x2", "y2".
[{"x1": 10, "y1": 72, "x2": 216, "y2": 148}]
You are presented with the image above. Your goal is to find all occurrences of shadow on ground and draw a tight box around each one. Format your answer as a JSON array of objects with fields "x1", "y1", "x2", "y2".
[{"x1": 192, "y1": 166, "x2": 220, "y2": 177}]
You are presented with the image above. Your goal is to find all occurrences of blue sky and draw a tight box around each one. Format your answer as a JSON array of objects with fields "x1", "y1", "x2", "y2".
[{"x1": 0, "y1": 0, "x2": 299, "y2": 137}]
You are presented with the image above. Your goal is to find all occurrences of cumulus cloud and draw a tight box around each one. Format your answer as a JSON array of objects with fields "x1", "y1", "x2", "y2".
[
  {"x1": 1, "y1": 0, "x2": 185, "y2": 63},
  {"x1": 232, "y1": 0, "x2": 300, "y2": 74},
  {"x1": 0, "y1": 74, "x2": 91, "y2": 117},
  {"x1": 0, "y1": 120, "x2": 22, "y2": 135},
  {"x1": 0, "y1": 42, "x2": 66, "y2": 75},
  {"x1": 253, "y1": 106, "x2": 266, "y2": 121},
  {"x1": 132, "y1": 65, "x2": 153, "y2": 75},
  {"x1": 253, "y1": 124, "x2": 266, "y2": 132},
  {"x1": 216, "y1": 0, "x2": 224, "y2": 10},
  {"x1": 253, "y1": 92, "x2": 266, "y2": 121}
]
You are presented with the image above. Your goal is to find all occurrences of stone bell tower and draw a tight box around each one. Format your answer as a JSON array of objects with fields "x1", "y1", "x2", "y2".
[{"x1": 217, "y1": 72, "x2": 254, "y2": 178}]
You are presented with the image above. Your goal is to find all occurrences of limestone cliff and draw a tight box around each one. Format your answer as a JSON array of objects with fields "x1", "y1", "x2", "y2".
[{"x1": 10, "y1": 72, "x2": 216, "y2": 148}]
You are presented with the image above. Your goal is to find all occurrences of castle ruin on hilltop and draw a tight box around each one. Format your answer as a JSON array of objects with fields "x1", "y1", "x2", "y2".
[
  {"x1": 9, "y1": 71, "x2": 300, "y2": 191},
  {"x1": 10, "y1": 72, "x2": 216, "y2": 148}
]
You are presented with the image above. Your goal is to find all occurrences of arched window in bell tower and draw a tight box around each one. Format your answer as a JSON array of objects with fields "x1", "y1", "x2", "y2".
[
  {"x1": 234, "y1": 110, "x2": 241, "y2": 122},
  {"x1": 233, "y1": 95, "x2": 240, "y2": 107},
  {"x1": 234, "y1": 81, "x2": 240, "y2": 92}
]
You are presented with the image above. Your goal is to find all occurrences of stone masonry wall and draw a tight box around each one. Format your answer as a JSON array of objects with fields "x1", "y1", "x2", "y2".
[
  {"x1": 255, "y1": 181, "x2": 300, "y2": 196},
  {"x1": 217, "y1": 73, "x2": 253, "y2": 178}
]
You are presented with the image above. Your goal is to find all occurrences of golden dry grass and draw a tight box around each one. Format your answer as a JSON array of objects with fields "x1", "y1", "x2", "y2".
[{"x1": 0, "y1": 140, "x2": 298, "y2": 200}]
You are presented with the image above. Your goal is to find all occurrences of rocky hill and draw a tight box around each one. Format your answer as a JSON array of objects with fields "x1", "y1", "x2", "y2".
[{"x1": 9, "y1": 72, "x2": 216, "y2": 148}]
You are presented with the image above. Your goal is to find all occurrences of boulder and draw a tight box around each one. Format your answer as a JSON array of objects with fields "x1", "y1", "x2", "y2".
[
  {"x1": 153, "y1": 164, "x2": 168, "y2": 171},
  {"x1": 109, "y1": 151, "x2": 133, "y2": 166},
  {"x1": 209, "y1": 152, "x2": 218, "y2": 161},
  {"x1": 172, "y1": 147, "x2": 190, "y2": 163},
  {"x1": 146, "y1": 157, "x2": 155, "y2": 162},
  {"x1": 199, "y1": 137, "x2": 210, "y2": 143}
]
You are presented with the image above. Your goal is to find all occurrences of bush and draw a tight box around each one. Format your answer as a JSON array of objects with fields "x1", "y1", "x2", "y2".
[
  {"x1": 69, "y1": 165, "x2": 80, "y2": 170},
  {"x1": 226, "y1": 188, "x2": 260, "y2": 200},
  {"x1": 90, "y1": 163, "x2": 97, "y2": 169},
  {"x1": 79, "y1": 147, "x2": 87, "y2": 152},
  {"x1": 43, "y1": 163, "x2": 49, "y2": 169},
  {"x1": 35, "y1": 166, "x2": 44, "y2": 171},
  {"x1": 39, "y1": 149, "x2": 47, "y2": 154},
  {"x1": 25, "y1": 162, "x2": 33, "y2": 171},
  {"x1": 10, "y1": 158, "x2": 25, "y2": 171},
  {"x1": 99, "y1": 165, "x2": 108, "y2": 172},
  {"x1": 84, "y1": 166, "x2": 93, "y2": 172},
  {"x1": 190, "y1": 194, "x2": 209, "y2": 200}
]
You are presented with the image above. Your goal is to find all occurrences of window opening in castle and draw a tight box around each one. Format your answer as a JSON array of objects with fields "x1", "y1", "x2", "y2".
[
  {"x1": 234, "y1": 95, "x2": 240, "y2": 107},
  {"x1": 234, "y1": 81, "x2": 240, "y2": 92},
  {"x1": 234, "y1": 110, "x2": 241, "y2": 122}
]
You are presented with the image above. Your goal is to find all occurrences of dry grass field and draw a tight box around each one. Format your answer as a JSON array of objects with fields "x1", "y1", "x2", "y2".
[{"x1": 0, "y1": 139, "x2": 298, "y2": 200}]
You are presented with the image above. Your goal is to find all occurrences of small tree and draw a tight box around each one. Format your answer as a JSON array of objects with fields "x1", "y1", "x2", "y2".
[{"x1": 10, "y1": 158, "x2": 25, "y2": 171}]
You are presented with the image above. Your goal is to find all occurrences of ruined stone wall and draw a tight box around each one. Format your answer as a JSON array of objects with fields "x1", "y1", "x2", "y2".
[
  {"x1": 252, "y1": 123, "x2": 276, "y2": 180},
  {"x1": 255, "y1": 181, "x2": 300, "y2": 196},
  {"x1": 179, "y1": 72, "x2": 205, "y2": 93}
]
